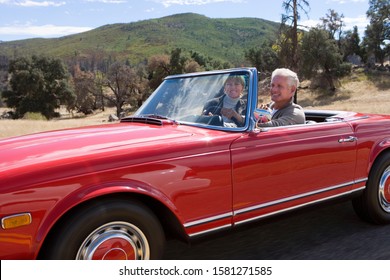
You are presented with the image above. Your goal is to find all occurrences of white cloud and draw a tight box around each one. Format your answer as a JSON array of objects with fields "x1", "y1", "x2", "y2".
[
  {"x1": 301, "y1": 14, "x2": 368, "y2": 30},
  {"x1": 328, "y1": 0, "x2": 366, "y2": 4},
  {"x1": 0, "y1": 24, "x2": 93, "y2": 38},
  {"x1": 0, "y1": 0, "x2": 66, "y2": 7},
  {"x1": 153, "y1": 0, "x2": 245, "y2": 8},
  {"x1": 299, "y1": 19, "x2": 319, "y2": 30},
  {"x1": 344, "y1": 14, "x2": 369, "y2": 29},
  {"x1": 300, "y1": 14, "x2": 369, "y2": 38},
  {"x1": 84, "y1": 0, "x2": 127, "y2": 3},
  {"x1": 0, "y1": 0, "x2": 128, "y2": 5}
]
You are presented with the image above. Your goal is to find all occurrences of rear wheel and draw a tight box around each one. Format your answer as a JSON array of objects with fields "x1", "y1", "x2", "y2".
[
  {"x1": 352, "y1": 152, "x2": 390, "y2": 224},
  {"x1": 43, "y1": 199, "x2": 165, "y2": 260}
]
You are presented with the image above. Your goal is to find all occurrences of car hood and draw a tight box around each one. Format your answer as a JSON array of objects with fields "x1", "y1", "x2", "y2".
[{"x1": 0, "y1": 122, "x2": 226, "y2": 186}]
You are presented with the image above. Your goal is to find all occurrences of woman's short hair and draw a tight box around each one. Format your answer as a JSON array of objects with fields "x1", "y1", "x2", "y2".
[{"x1": 225, "y1": 75, "x2": 245, "y2": 87}]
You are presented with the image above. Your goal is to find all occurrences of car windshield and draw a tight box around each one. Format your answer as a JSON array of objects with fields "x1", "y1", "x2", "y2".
[{"x1": 135, "y1": 70, "x2": 250, "y2": 129}]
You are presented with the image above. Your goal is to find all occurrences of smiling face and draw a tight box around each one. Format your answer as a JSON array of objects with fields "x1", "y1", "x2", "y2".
[
  {"x1": 224, "y1": 77, "x2": 244, "y2": 99},
  {"x1": 270, "y1": 75, "x2": 296, "y2": 109}
]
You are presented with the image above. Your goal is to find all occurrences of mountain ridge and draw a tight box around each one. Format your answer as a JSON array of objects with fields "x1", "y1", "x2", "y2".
[{"x1": 0, "y1": 13, "x2": 280, "y2": 66}]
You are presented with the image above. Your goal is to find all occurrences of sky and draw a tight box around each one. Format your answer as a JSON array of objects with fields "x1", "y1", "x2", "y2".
[{"x1": 0, "y1": 0, "x2": 370, "y2": 42}]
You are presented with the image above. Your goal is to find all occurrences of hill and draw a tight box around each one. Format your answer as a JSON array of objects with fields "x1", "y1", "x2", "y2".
[{"x1": 0, "y1": 13, "x2": 280, "y2": 66}]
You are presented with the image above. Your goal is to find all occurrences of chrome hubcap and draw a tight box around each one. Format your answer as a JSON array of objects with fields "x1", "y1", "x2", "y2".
[
  {"x1": 76, "y1": 221, "x2": 150, "y2": 260},
  {"x1": 378, "y1": 166, "x2": 390, "y2": 213}
]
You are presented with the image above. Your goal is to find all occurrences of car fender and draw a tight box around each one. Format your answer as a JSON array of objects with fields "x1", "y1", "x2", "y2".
[
  {"x1": 35, "y1": 179, "x2": 184, "y2": 257},
  {"x1": 368, "y1": 137, "x2": 390, "y2": 173}
]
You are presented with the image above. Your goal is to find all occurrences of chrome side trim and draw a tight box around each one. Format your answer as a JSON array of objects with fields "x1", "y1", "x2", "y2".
[
  {"x1": 234, "y1": 186, "x2": 366, "y2": 226},
  {"x1": 235, "y1": 178, "x2": 367, "y2": 215},
  {"x1": 235, "y1": 180, "x2": 358, "y2": 215},
  {"x1": 355, "y1": 177, "x2": 368, "y2": 184},
  {"x1": 188, "y1": 224, "x2": 232, "y2": 237},
  {"x1": 184, "y1": 212, "x2": 233, "y2": 228},
  {"x1": 185, "y1": 178, "x2": 367, "y2": 237}
]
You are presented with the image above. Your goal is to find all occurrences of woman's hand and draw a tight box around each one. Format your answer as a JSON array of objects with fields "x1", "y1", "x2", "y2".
[{"x1": 221, "y1": 108, "x2": 243, "y2": 123}]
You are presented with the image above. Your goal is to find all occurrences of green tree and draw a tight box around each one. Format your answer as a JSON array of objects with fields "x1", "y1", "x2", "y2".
[
  {"x1": 245, "y1": 42, "x2": 279, "y2": 73},
  {"x1": 170, "y1": 48, "x2": 187, "y2": 75},
  {"x1": 189, "y1": 51, "x2": 227, "y2": 71},
  {"x1": 300, "y1": 28, "x2": 348, "y2": 91},
  {"x1": 190, "y1": 51, "x2": 207, "y2": 68},
  {"x1": 3, "y1": 55, "x2": 75, "y2": 119},
  {"x1": 280, "y1": 0, "x2": 310, "y2": 72},
  {"x1": 73, "y1": 66, "x2": 98, "y2": 115},
  {"x1": 340, "y1": 26, "x2": 362, "y2": 61},
  {"x1": 320, "y1": 9, "x2": 345, "y2": 41},
  {"x1": 147, "y1": 54, "x2": 171, "y2": 91},
  {"x1": 0, "y1": 69, "x2": 8, "y2": 107},
  {"x1": 147, "y1": 48, "x2": 203, "y2": 91},
  {"x1": 364, "y1": 0, "x2": 390, "y2": 66},
  {"x1": 103, "y1": 62, "x2": 148, "y2": 117}
]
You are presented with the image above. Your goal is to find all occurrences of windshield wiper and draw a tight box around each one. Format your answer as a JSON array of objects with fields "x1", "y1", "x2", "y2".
[
  {"x1": 121, "y1": 114, "x2": 179, "y2": 125},
  {"x1": 141, "y1": 114, "x2": 171, "y2": 120}
]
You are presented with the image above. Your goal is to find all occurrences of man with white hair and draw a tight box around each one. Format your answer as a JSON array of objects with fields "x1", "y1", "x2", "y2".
[{"x1": 257, "y1": 68, "x2": 305, "y2": 127}]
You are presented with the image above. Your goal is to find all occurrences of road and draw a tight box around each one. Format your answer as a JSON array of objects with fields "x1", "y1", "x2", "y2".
[{"x1": 163, "y1": 201, "x2": 390, "y2": 259}]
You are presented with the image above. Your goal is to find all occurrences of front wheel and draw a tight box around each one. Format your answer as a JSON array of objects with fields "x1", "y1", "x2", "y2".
[
  {"x1": 42, "y1": 199, "x2": 165, "y2": 260},
  {"x1": 352, "y1": 152, "x2": 390, "y2": 224}
]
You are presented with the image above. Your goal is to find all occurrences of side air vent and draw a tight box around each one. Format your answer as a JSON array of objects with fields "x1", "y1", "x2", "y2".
[{"x1": 120, "y1": 117, "x2": 163, "y2": 126}]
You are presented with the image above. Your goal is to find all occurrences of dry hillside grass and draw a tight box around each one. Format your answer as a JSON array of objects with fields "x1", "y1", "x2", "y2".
[
  {"x1": 298, "y1": 70, "x2": 390, "y2": 114},
  {"x1": 1, "y1": 70, "x2": 389, "y2": 139},
  {"x1": 0, "y1": 109, "x2": 117, "y2": 139}
]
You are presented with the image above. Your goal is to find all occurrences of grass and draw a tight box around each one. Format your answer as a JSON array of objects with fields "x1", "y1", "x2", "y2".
[
  {"x1": 0, "y1": 108, "x2": 117, "y2": 139},
  {"x1": 1, "y1": 71, "x2": 390, "y2": 139},
  {"x1": 300, "y1": 71, "x2": 390, "y2": 114}
]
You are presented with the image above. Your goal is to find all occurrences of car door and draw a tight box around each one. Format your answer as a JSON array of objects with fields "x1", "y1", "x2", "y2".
[{"x1": 230, "y1": 121, "x2": 358, "y2": 225}]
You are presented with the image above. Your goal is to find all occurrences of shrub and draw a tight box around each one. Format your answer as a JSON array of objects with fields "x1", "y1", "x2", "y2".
[{"x1": 22, "y1": 112, "x2": 48, "y2": 121}]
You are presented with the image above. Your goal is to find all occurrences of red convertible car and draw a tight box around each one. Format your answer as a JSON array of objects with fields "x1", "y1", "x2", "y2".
[{"x1": 1, "y1": 67, "x2": 390, "y2": 260}]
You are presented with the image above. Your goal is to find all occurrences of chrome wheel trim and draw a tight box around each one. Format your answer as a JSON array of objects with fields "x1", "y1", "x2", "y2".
[
  {"x1": 378, "y1": 166, "x2": 390, "y2": 213},
  {"x1": 76, "y1": 221, "x2": 150, "y2": 260}
]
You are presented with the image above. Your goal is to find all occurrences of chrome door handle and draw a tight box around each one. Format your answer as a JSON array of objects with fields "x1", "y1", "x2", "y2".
[{"x1": 338, "y1": 136, "x2": 357, "y2": 143}]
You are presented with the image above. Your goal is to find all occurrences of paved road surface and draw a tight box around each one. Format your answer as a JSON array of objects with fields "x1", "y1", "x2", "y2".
[{"x1": 163, "y1": 201, "x2": 390, "y2": 259}]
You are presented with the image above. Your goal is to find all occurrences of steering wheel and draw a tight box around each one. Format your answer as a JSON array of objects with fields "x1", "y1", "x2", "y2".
[{"x1": 203, "y1": 106, "x2": 220, "y2": 117}]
